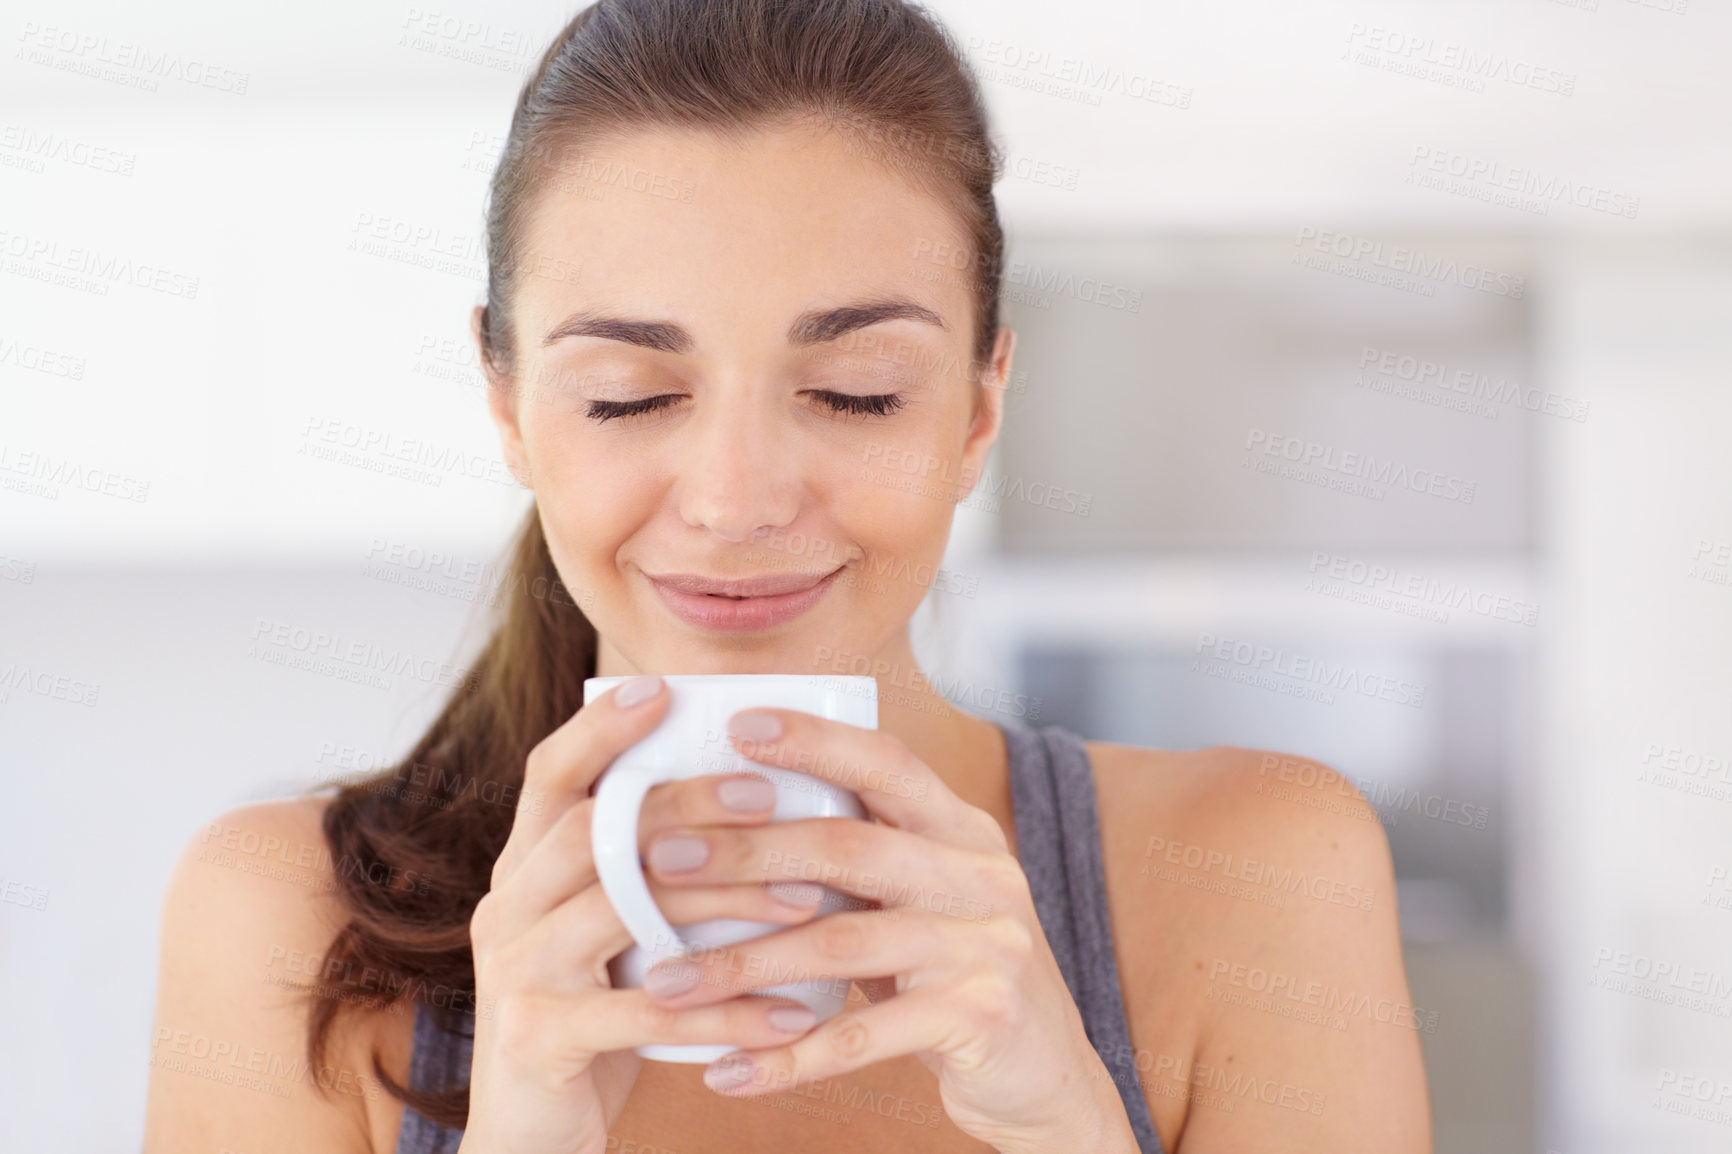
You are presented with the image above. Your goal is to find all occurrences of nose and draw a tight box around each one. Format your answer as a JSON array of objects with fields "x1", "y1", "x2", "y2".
[{"x1": 674, "y1": 386, "x2": 801, "y2": 543}]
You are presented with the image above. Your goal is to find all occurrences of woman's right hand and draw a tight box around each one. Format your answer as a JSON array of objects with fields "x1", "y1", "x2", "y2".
[{"x1": 457, "y1": 673, "x2": 829, "y2": 1154}]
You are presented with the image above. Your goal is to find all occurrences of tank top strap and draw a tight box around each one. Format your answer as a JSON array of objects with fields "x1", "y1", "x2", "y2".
[
  {"x1": 996, "y1": 719, "x2": 1165, "y2": 1154},
  {"x1": 393, "y1": 1002, "x2": 471, "y2": 1153}
]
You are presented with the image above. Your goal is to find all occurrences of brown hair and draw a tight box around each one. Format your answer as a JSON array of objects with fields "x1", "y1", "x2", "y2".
[{"x1": 299, "y1": 0, "x2": 1006, "y2": 1128}]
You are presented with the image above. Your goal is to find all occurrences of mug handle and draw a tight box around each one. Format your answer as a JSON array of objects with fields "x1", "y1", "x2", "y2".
[{"x1": 591, "y1": 763, "x2": 688, "y2": 961}]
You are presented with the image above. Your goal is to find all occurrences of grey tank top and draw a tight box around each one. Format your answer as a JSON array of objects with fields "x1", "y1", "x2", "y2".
[{"x1": 394, "y1": 719, "x2": 1164, "y2": 1154}]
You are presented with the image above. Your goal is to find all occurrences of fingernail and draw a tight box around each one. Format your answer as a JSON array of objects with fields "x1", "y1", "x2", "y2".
[
  {"x1": 767, "y1": 881, "x2": 825, "y2": 907},
  {"x1": 718, "y1": 775, "x2": 777, "y2": 813},
  {"x1": 648, "y1": 835, "x2": 709, "y2": 873},
  {"x1": 616, "y1": 674, "x2": 663, "y2": 709},
  {"x1": 644, "y1": 959, "x2": 702, "y2": 998},
  {"x1": 729, "y1": 710, "x2": 782, "y2": 742},
  {"x1": 768, "y1": 1005, "x2": 817, "y2": 1034},
  {"x1": 704, "y1": 1052, "x2": 757, "y2": 1092}
]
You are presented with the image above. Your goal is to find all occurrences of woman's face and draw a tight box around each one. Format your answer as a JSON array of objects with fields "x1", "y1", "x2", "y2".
[{"x1": 483, "y1": 120, "x2": 1013, "y2": 676}]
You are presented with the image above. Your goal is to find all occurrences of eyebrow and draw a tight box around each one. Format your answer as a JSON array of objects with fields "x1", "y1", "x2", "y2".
[{"x1": 541, "y1": 298, "x2": 946, "y2": 354}]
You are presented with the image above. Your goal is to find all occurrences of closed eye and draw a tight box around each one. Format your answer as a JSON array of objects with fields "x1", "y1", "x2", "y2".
[
  {"x1": 583, "y1": 390, "x2": 907, "y2": 423},
  {"x1": 804, "y1": 390, "x2": 907, "y2": 417},
  {"x1": 584, "y1": 394, "x2": 683, "y2": 423}
]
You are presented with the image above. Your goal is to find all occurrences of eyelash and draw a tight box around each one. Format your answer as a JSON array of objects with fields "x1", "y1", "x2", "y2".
[{"x1": 584, "y1": 390, "x2": 906, "y2": 423}]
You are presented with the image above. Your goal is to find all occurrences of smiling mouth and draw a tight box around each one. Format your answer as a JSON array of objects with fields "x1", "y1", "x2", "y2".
[
  {"x1": 643, "y1": 565, "x2": 847, "y2": 631},
  {"x1": 644, "y1": 568, "x2": 844, "y2": 598}
]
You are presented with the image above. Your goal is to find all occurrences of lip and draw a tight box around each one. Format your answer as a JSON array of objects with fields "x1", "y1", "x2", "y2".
[{"x1": 645, "y1": 566, "x2": 845, "y2": 632}]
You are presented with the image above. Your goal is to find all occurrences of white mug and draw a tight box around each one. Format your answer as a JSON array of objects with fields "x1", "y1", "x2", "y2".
[{"x1": 583, "y1": 673, "x2": 877, "y2": 1063}]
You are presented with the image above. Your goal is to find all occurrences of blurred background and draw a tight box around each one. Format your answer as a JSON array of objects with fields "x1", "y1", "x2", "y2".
[{"x1": 2, "y1": 1, "x2": 1729, "y2": 1150}]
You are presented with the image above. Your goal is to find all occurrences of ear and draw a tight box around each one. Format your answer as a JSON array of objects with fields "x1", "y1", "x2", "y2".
[
  {"x1": 476, "y1": 304, "x2": 533, "y2": 488},
  {"x1": 956, "y1": 325, "x2": 1015, "y2": 501}
]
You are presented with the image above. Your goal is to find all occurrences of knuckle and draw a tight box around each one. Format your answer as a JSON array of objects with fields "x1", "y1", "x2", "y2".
[
  {"x1": 635, "y1": 995, "x2": 680, "y2": 1039},
  {"x1": 469, "y1": 892, "x2": 501, "y2": 945},
  {"x1": 523, "y1": 736, "x2": 557, "y2": 787},
  {"x1": 882, "y1": 734, "x2": 925, "y2": 783},
  {"x1": 960, "y1": 971, "x2": 1021, "y2": 1029},
  {"x1": 971, "y1": 807, "x2": 1011, "y2": 851},
  {"x1": 494, "y1": 991, "x2": 542, "y2": 1053},
  {"x1": 481, "y1": 936, "x2": 531, "y2": 990},
  {"x1": 821, "y1": 816, "x2": 874, "y2": 865},
  {"x1": 672, "y1": 779, "x2": 713, "y2": 826},
  {"x1": 815, "y1": 914, "x2": 870, "y2": 961},
  {"x1": 825, "y1": 1014, "x2": 872, "y2": 1061},
  {"x1": 974, "y1": 854, "x2": 1030, "y2": 907},
  {"x1": 554, "y1": 797, "x2": 594, "y2": 843},
  {"x1": 983, "y1": 911, "x2": 1035, "y2": 962}
]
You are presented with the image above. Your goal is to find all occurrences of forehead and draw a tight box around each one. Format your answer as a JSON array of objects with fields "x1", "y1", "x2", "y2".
[{"x1": 510, "y1": 121, "x2": 974, "y2": 342}]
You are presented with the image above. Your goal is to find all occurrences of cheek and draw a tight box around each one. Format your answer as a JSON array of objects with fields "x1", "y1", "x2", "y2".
[{"x1": 527, "y1": 432, "x2": 658, "y2": 573}]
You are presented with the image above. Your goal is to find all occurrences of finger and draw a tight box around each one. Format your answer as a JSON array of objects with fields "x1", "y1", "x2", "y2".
[
  {"x1": 636, "y1": 772, "x2": 781, "y2": 852},
  {"x1": 724, "y1": 709, "x2": 1006, "y2": 851},
  {"x1": 514, "y1": 877, "x2": 833, "y2": 989},
  {"x1": 483, "y1": 792, "x2": 826, "y2": 947},
  {"x1": 506, "y1": 988, "x2": 824, "y2": 1061},
  {"x1": 645, "y1": 910, "x2": 968, "y2": 1008},
  {"x1": 644, "y1": 815, "x2": 1020, "y2": 925},
  {"x1": 494, "y1": 674, "x2": 669, "y2": 885},
  {"x1": 699, "y1": 987, "x2": 959, "y2": 1096}
]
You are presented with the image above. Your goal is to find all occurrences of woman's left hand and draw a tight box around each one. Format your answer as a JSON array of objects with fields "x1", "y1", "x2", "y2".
[{"x1": 638, "y1": 707, "x2": 1141, "y2": 1154}]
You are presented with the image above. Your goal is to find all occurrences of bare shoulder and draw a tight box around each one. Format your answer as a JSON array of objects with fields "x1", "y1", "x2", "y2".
[
  {"x1": 1086, "y1": 741, "x2": 1431, "y2": 1153},
  {"x1": 143, "y1": 795, "x2": 415, "y2": 1154}
]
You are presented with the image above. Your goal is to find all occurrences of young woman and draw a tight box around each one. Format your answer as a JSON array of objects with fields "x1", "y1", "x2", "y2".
[{"x1": 143, "y1": 1, "x2": 1430, "y2": 1151}]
